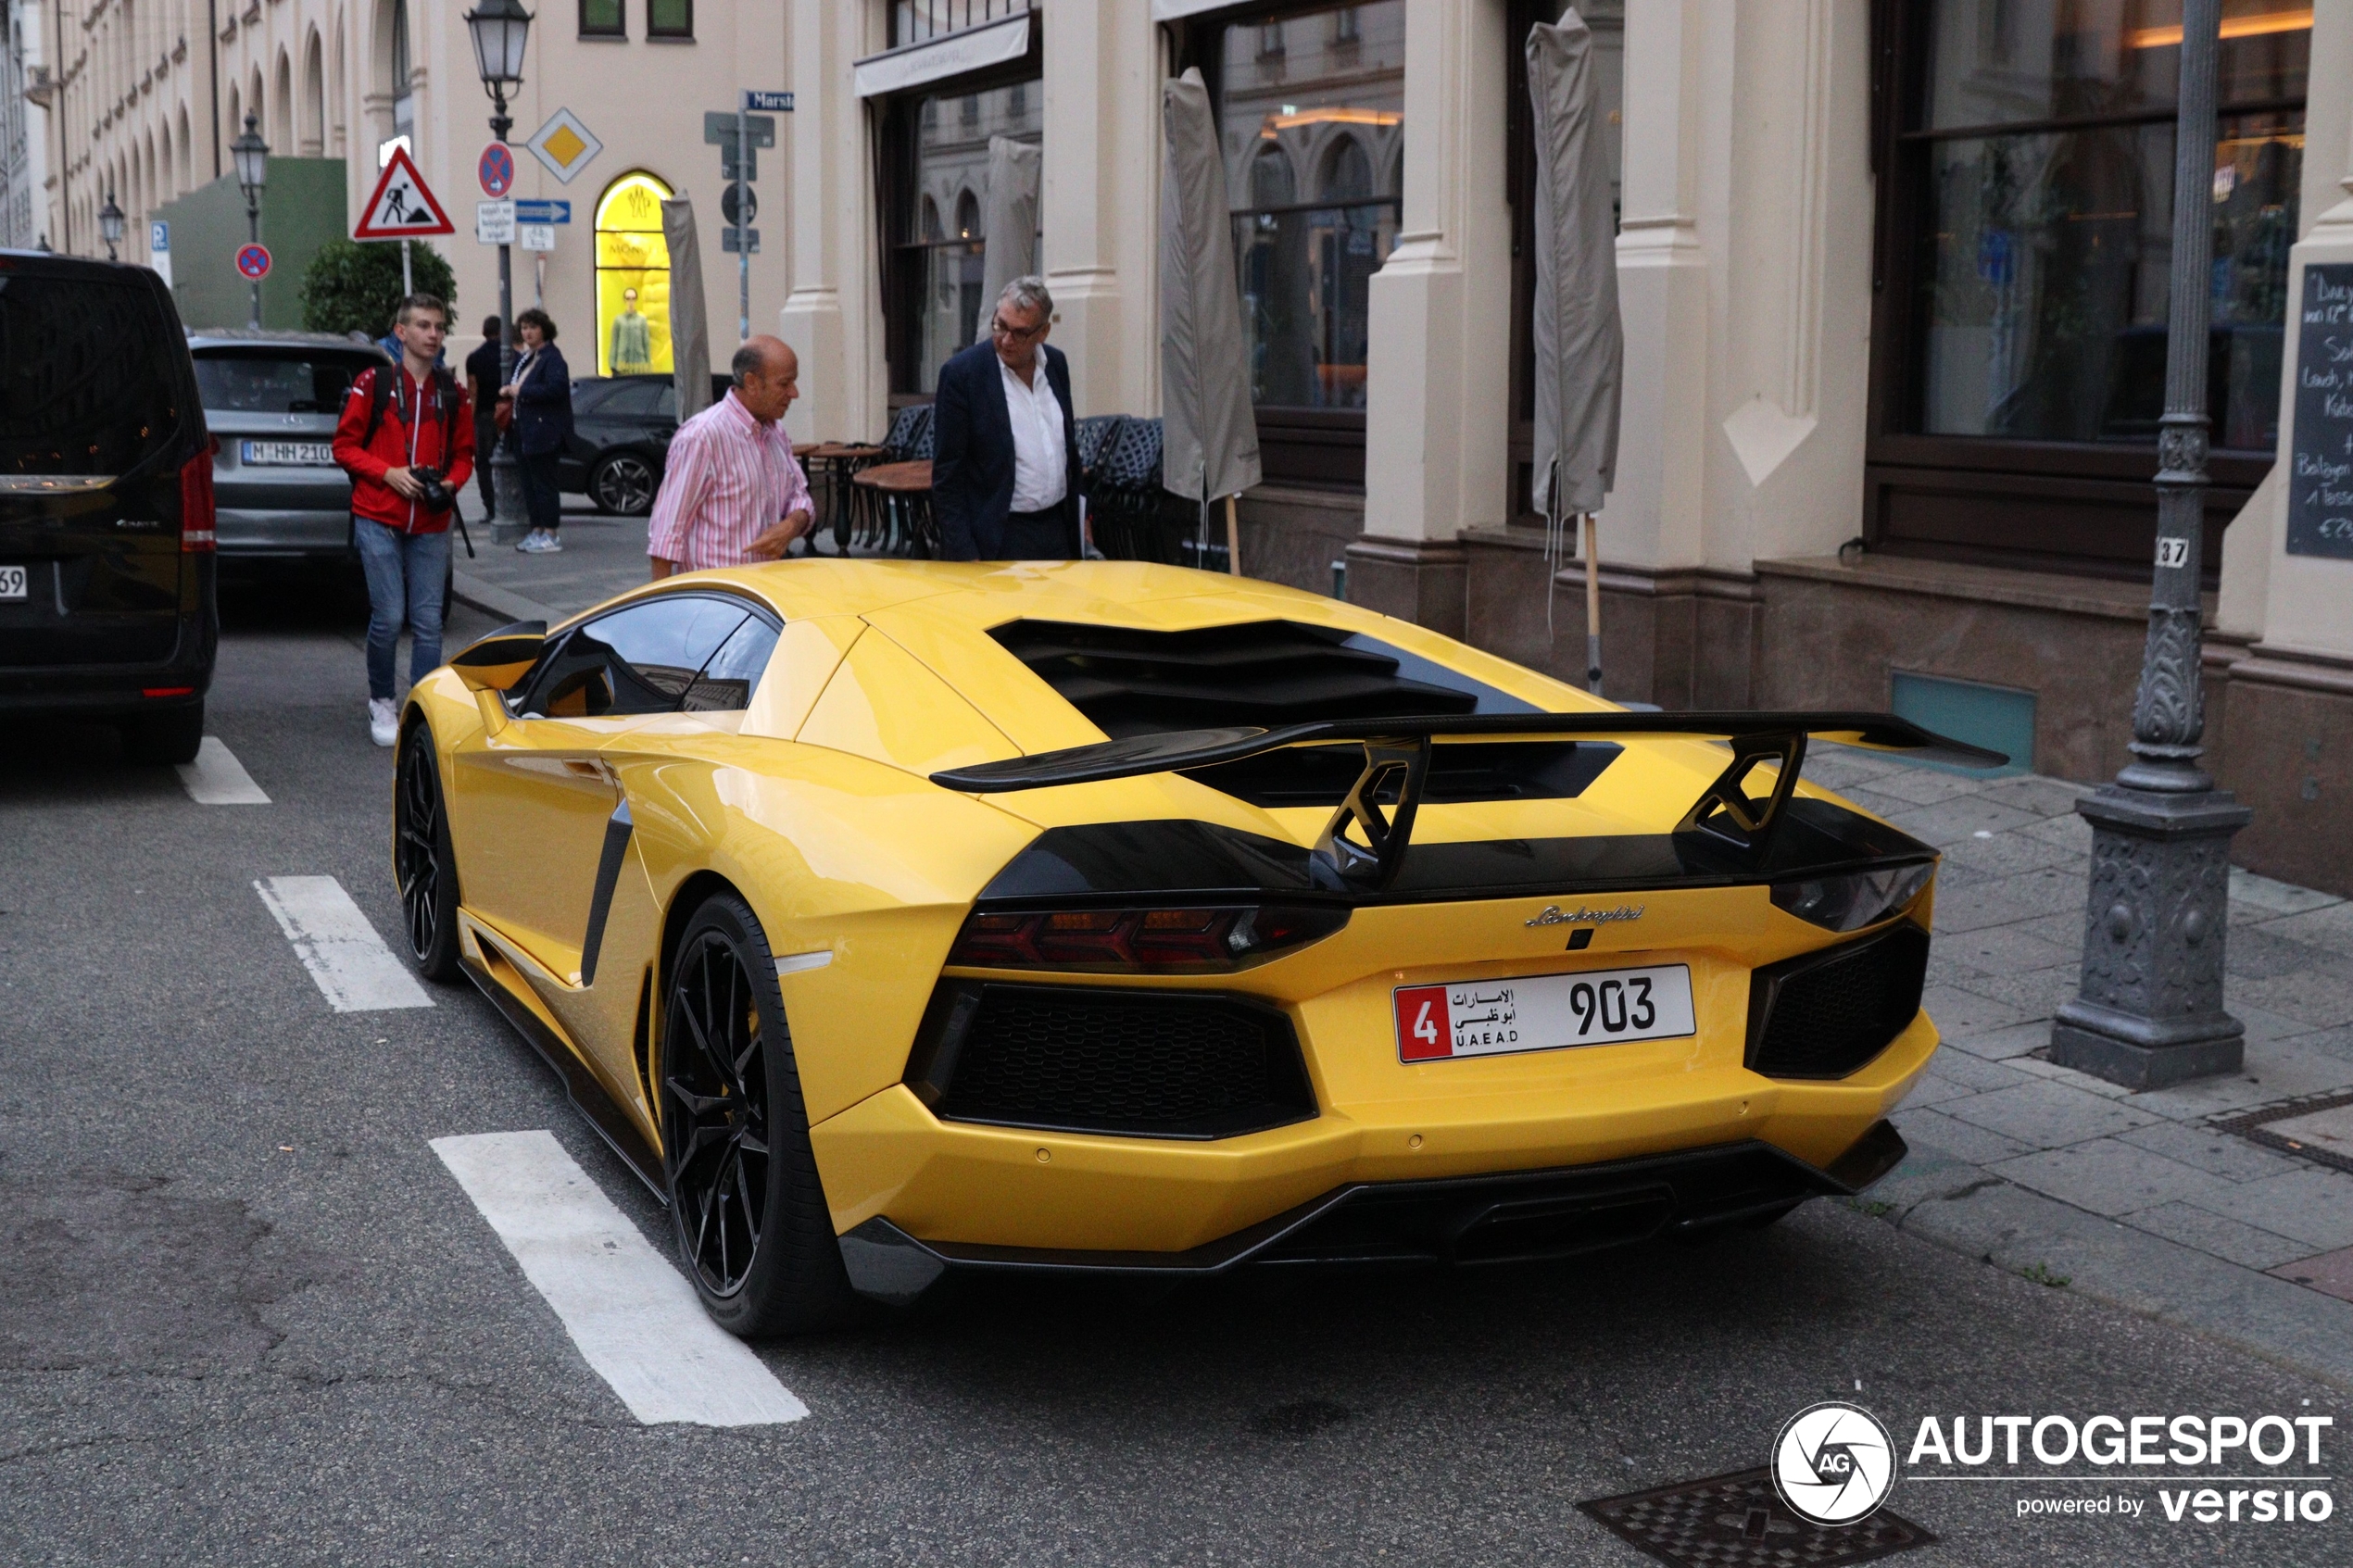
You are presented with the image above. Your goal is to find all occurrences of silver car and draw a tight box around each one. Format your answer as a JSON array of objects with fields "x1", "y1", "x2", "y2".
[{"x1": 191, "y1": 331, "x2": 393, "y2": 562}]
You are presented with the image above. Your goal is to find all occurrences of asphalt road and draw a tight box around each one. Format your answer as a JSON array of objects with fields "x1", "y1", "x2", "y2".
[{"x1": 1, "y1": 576, "x2": 2346, "y2": 1566}]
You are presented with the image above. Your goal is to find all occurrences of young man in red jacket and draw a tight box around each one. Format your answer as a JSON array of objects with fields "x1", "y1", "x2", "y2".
[{"x1": 333, "y1": 294, "x2": 475, "y2": 747}]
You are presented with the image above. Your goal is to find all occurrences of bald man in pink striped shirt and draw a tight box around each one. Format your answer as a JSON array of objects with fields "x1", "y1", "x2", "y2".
[{"x1": 647, "y1": 336, "x2": 814, "y2": 580}]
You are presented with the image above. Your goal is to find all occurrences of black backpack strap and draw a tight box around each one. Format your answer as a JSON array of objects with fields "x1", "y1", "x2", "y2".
[
  {"x1": 359, "y1": 366, "x2": 395, "y2": 449},
  {"x1": 432, "y1": 368, "x2": 461, "y2": 458}
]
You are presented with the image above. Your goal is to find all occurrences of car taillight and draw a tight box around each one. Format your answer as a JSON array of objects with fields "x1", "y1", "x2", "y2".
[
  {"x1": 179, "y1": 445, "x2": 217, "y2": 552},
  {"x1": 947, "y1": 904, "x2": 1348, "y2": 972},
  {"x1": 1770, "y1": 862, "x2": 1935, "y2": 932}
]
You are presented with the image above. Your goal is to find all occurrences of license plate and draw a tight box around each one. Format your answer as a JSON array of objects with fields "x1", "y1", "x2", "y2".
[
  {"x1": 0, "y1": 564, "x2": 25, "y2": 601},
  {"x1": 1395, "y1": 964, "x2": 1696, "y2": 1061},
  {"x1": 240, "y1": 440, "x2": 335, "y2": 466}
]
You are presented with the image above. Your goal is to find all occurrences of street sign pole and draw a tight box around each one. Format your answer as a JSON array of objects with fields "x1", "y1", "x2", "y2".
[
  {"x1": 736, "y1": 102, "x2": 750, "y2": 345},
  {"x1": 401, "y1": 238, "x2": 412, "y2": 296}
]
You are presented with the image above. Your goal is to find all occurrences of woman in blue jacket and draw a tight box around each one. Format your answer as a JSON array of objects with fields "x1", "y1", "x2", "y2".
[{"x1": 503, "y1": 307, "x2": 574, "y2": 553}]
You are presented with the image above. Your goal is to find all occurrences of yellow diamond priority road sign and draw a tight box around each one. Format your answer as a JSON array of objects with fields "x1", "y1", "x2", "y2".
[{"x1": 524, "y1": 107, "x2": 604, "y2": 186}]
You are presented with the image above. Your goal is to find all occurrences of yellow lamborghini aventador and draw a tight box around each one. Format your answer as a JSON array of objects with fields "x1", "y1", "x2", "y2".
[{"x1": 395, "y1": 560, "x2": 1998, "y2": 1336}]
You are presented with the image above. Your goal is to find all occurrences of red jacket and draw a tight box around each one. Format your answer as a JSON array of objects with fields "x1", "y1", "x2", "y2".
[{"x1": 333, "y1": 364, "x2": 476, "y2": 534}]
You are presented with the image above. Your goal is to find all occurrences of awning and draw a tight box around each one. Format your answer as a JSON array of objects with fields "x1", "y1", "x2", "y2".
[{"x1": 853, "y1": 12, "x2": 1031, "y2": 99}]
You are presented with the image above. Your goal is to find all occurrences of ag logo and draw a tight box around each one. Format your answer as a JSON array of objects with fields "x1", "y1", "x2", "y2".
[{"x1": 1771, "y1": 1401, "x2": 1896, "y2": 1525}]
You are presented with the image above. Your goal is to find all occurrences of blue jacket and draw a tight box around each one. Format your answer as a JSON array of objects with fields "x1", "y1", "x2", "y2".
[
  {"x1": 510, "y1": 343, "x2": 574, "y2": 457},
  {"x1": 930, "y1": 340, "x2": 1080, "y2": 561}
]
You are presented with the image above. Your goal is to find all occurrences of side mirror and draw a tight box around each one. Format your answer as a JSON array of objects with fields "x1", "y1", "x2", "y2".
[{"x1": 451, "y1": 621, "x2": 547, "y2": 693}]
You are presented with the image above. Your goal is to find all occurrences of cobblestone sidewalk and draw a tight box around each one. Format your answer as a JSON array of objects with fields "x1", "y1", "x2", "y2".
[{"x1": 1806, "y1": 744, "x2": 2353, "y2": 1377}]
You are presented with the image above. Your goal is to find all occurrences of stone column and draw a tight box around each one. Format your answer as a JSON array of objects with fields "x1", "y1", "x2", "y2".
[
  {"x1": 2209, "y1": 4, "x2": 2353, "y2": 896},
  {"x1": 779, "y1": 0, "x2": 887, "y2": 445},
  {"x1": 1607, "y1": 0, "x2": 1712, "y2": 578},
  {"x1": 1038, "y1": 4, "x2": 1160, "y2": 418},
  {"x1": 1351, "y1": 0, "x2": 1513, "y2": 637}
]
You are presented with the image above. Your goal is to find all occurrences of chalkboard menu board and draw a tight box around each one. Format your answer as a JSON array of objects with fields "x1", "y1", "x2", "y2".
[{"x1": 2288, "y1": 261, "x2": 2353, "y2": 560}]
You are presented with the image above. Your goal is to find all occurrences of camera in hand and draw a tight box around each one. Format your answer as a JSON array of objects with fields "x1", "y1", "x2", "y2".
[{"x1": 411, "y1": 466, "x2": 454, "y2": 513}]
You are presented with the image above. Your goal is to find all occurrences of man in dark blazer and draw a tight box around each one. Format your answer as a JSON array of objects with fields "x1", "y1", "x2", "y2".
[{"x1": 931, "y1": 276, "x2": 1082, "y2": 560}]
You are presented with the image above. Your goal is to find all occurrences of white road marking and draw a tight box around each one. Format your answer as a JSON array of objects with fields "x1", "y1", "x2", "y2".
[
  {"x1": 254, "y1": 875, "x2": 434, "y2": 1012},
  {"x1": 176, "y1": 736, "x2": 271, "y2": 804},
  {"x1": 430, "y1": 1130, "x2": 809, "y2": 1427}
]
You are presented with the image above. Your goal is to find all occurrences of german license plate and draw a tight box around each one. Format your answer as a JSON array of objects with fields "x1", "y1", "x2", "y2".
[
  {"x1": 240, "y1": 440, "x2": 335, "y2": 466},
  {"x1": 0, "y1": 564, "x2": 25, "y2": 601},
  {"x1": 1395, "y1": 964, "x2": 1696, "y2": 1062}
]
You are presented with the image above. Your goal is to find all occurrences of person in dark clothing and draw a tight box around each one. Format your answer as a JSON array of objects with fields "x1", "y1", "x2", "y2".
[
  {"x1": 462, "y1": 316, "x2": 505, "y2": 520},
  {"x1": 931, "y1": 275, "x2": 1081, "y2": 561},
  {"x1": 502, "y1": 307, "x2": 573, "y2": 553}
]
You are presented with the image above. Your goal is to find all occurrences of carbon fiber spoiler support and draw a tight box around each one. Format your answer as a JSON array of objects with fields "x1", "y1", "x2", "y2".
[{"x1": 930, "y1": 711, "x2": 2004, "y2": 892}]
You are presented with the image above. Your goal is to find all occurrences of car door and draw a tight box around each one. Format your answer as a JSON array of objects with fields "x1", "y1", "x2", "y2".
[
  {"x1": 453, "y1": 592, "x2": 755, "y2": 983},
  {"x1": 557, "y1": 608, "x2": 786, "y2": 1132}
]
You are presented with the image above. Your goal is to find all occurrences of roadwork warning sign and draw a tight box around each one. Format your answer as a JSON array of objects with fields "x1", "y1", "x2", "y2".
[{"x1": 354, "y1": 146, "x2": 456, "y2": 240}]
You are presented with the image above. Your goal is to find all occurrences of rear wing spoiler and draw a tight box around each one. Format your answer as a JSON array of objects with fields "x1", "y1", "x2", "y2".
[{"x1": 930, "y1": 711, "x2": 2002, "y2": 893}]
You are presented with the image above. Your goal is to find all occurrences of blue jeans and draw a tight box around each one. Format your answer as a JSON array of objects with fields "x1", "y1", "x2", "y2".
[{"x1": 355, "y1": 517, "x2": 450, "y2": 701}]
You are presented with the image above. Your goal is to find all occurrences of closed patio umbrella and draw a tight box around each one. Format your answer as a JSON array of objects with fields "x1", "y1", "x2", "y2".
[
  {"x1": 1527, "y1": 10, "x2": 1622, "y2": 694},
  {"x1": 1159, "y1": 66, "x2": 1260, "y2": 575},
  {"x1": 661, "y1": 196, "x2": 712, "y2": 421},
  {"x1": 974, "y1": 136, "x2": 1043, "y2": 344}
]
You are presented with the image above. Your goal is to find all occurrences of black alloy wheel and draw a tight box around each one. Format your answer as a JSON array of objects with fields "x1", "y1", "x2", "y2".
[
  {"x1": 590, "y1": 451, "x2": 658, "y2": 516},
  {"x1": 394, "y1": 724, "x2": 463, "y2": 982},
  {"x1": 661, "y1": 892, "x2": 857, "y2": 1337}
]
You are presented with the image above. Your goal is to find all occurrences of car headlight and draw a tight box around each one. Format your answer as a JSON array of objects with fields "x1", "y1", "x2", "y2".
[{"x1": 1770, "y1": 862, "x2": 1935, "y2": 933}]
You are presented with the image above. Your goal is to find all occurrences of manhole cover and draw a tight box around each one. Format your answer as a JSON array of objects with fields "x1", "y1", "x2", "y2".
[
  {"x1": 1579, "y1": 1468, "x2": 1934, "y2": 1568},
  {"x1": 2215, "y1": 1089, "x2": 2353, "y2": 1176}
]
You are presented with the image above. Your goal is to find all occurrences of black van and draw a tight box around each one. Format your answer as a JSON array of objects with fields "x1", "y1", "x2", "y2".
[{"x1": 0, "y1": 250, "x2": 216, "y2": 763}]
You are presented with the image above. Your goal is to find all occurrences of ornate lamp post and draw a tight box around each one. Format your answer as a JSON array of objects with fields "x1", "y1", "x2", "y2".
[
  {"x1": 97, "y1": 193, "x2": 124, "y2": 262},
  {"x1": 466, "y1": 0, "x2": 534, "y2": 535},
  {"x1": 2050, "y1": 0, "x2": 2251, "y2": 1091},
  {"x1": 231, "y1": 112, "x2": 271, "y2": 328}
]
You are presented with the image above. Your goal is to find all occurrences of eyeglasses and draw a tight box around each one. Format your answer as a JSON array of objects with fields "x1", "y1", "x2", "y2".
[{"x1": 989, "y1": 314, "x2": 1047, "y2": 342}]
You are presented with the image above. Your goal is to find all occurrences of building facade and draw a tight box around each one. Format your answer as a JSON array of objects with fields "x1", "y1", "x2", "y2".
[
  {"x1": 26, "y1": 0, "x2": 790, "y2": 383},
  {"x1": 20, "y1": 2, "x2": 2352, "y2": 892}
]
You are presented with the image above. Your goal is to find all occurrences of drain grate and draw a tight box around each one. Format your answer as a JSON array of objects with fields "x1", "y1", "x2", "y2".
[
  {"x1": 1579, "y1": 1468, "x2": 1934, "y2": 1568},
  {"x1": 2213, "y1": 1089, "x2": 2353, "y2": 1176}
]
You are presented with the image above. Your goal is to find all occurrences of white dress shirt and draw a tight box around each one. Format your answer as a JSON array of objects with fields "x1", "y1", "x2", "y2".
[{"x1": 998, "y1": 350, "x2": 1068, "y2": 512}]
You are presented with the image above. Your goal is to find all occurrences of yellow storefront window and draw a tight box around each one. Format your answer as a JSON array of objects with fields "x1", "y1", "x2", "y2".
[{"x1": 596, "y1": 172, "x2": 674, "y2": 377}]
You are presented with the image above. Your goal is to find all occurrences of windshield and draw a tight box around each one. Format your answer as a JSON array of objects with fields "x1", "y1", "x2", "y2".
[
  {"x1": 195, "y1": 349, "x2": 385, "y2": 415},
  {"x1": 0, "y1": 271, "x2": 190, "y2": 479}
]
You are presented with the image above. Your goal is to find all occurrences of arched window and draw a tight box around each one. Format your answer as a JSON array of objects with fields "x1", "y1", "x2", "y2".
[
  {"x1": 920, "y1": 195, "x2": 942, "y2": 243},
  {"x1": 302, "y1": 31, "x2": 326, "y2": 156},
  {"x1": 389, "y1": 2, "x2": 414, "y2": 145},
  {"x1": 1248, "y1": 146, "x2": 1294, "y2": 208},
  {"x1": 953, "y1": 189, "x2": 979, "y2": 241},
  {"x1": 272, "y1": 49, "x2": 295, "y2": 156},
  {"x1": 595, "y1": 171, "x2": 674, "y2": 377},
  {"x1": 1319, "y1": 137, "x2": 1373, "y2": 203}
]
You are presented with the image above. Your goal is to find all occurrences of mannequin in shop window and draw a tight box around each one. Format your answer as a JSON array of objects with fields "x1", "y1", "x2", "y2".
[{"x1": 611, "y1": 287, "x2": 654, "y2": 376}]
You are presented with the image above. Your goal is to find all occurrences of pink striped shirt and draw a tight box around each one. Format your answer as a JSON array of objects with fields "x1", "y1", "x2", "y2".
[{"x1": 646, "y1": 390, "x2": 813, "y2": 571}]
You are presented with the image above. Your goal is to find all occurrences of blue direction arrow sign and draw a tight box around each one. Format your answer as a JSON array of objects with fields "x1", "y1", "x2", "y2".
[
  {"x1": 514, "y1": 199, "x2": 572, "y2": 225},
  {"x1": 743, "y1": 90, "x2": 795, "y2": 112}
]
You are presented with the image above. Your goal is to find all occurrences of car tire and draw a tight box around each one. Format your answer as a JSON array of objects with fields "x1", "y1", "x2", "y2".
[
  {"x1": 661, "y1": 891, "x2": 858, "y2": 1338},
  {"x1": 121, "y1": 701, "x2": 204, "y2": 765},
  {"x1": 394, "y1": 723, "x2": 465, "y2": 983},
  {"x1": 589, "y1": 451, "x2": 659, "y2": 517}
]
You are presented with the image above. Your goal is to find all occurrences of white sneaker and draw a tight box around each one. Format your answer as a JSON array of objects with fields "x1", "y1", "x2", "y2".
[
  {"x1": 539, "y1": 532, "x2": 562, "y2": 553},
  {"x1": 515, "y1": 530, "x2": 542, "y2": 552},
  {"x1": 368, "y1": 697, "x2": 398, "y2": 747}
]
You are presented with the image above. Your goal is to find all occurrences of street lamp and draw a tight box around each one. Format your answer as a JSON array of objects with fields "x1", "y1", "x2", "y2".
[
  {"x1": 231, "y1": 111, "x2": 271, "y2": 328},
  {"x1": 2050, "y1": 0, "x2": 2251, "y2": 1091},
  {"x1": 97, "y1": 193, "x2": 123, "y2": 262},
  {"x1": 465, "y1": 0, "x2": 534, "y2": 534}
]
